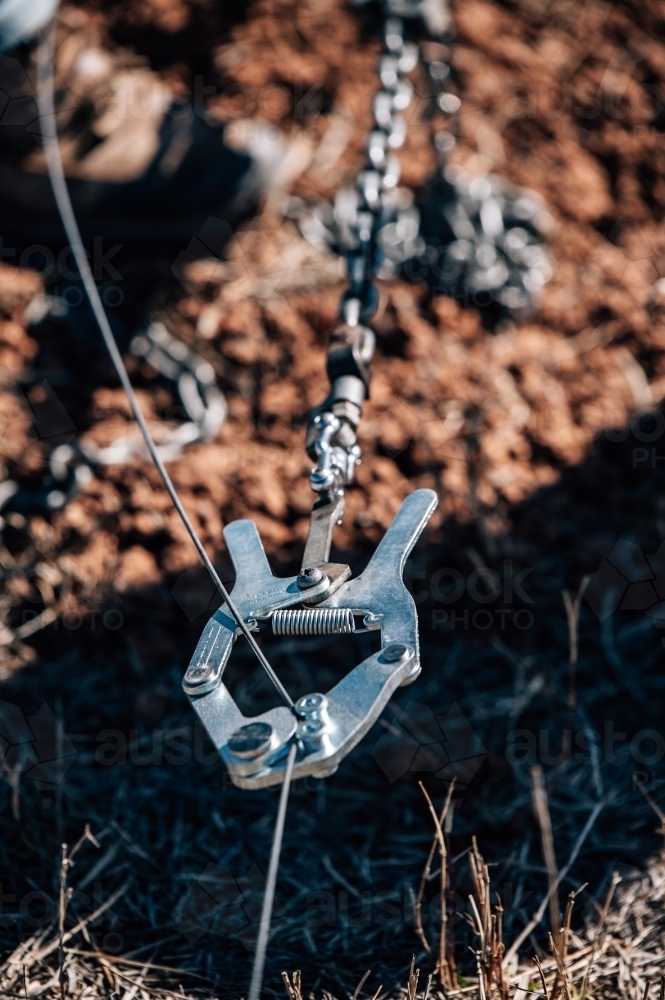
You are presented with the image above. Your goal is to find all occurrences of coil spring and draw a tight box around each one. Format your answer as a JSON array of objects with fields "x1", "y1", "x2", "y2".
[{"x1": 272, "y1": 607, "x2": 354, "y2": 636}]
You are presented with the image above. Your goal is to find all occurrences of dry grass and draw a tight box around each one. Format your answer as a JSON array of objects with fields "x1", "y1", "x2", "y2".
[{"x1": 3, "y1": 810, "x2": 665, "y2": 999}]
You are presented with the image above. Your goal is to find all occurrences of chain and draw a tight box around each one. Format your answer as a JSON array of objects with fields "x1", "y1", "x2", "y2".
[
  {"x1": 303, "y1": 3, "x2": 423, "y2": 502},
  {"x1": 0, "y1": 317, "x2": 227, "y2": 522},
  {"x1": 303, "y1": 7, "x2": 420, "y2": 502},
  {"x1": 303, "y1": 0, "x2": 553, "y2": 500}
]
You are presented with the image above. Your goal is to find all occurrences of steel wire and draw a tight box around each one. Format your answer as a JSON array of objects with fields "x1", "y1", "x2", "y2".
[
  {"x1": 248, "y1": 742, "x2": 297, "y2": 1000},
  {"x1": 35, "y1": 22, "x2": 293, "y2": 710}
]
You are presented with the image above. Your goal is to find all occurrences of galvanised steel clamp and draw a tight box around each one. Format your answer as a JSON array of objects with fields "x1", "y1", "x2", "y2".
[{"x1": 182, "y1": 488, "x2": 437, "y2": 788}]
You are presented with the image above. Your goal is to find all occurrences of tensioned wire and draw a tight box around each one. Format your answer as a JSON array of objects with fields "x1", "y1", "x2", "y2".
[
  {"x1": 37, "y1": 24, "x2": 299, "y2": 997},
  {"x1": 247, "y1": 742, "x2": 297, "y2": 1000},
  {"x1": 34, "y1": 25, "x2": 293, "y2": 711}
]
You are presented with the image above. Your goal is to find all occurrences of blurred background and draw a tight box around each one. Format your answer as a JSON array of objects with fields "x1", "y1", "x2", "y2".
[{"x1": 0, "y1": 1, "x2": 664, "y2": 998}]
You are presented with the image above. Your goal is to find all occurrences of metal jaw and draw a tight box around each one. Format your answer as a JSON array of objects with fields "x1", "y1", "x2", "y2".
[{"x1": 182, "y1": 488, "x2": 438, "y2": 789}]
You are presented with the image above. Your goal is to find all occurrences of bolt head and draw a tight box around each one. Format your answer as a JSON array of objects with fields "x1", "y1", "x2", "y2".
[
  {"x1": 227, "y1": 722, "x2": 273, "y2": 759},
  {"x1": 296, "y1": 693, "x2": 327, "y2": 713},
  {"x1": 298, "y1": 719, "x2": 325, "y2": 737},
  {"x1": 186, "y1": 663, "x2": 212, "y2": 684},
  {"x1": 297, "y1": 566, "x2": 324, "y2": 589},
  {"x1": 382, "y1": 642, "x2": 408, "y2": 663}
]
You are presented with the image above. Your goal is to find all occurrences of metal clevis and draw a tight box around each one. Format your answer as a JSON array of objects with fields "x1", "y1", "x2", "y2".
[{"x1": 182, "y1": 487, "x2": 438, "y2": 789}]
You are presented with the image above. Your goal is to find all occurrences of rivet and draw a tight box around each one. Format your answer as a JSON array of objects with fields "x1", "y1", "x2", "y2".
[
  {"x1": 297, "y1": 566, "x2": 324, "y2": 589},
  {"x1": 186, "y1": 663, "x2": 212, "y2": 684},
  {"x1": 227, "y1": 722, "x2": 273, "y2": 759},
  {"x1": 382, "y1": 642, "x2": 408, "y2": 663}
]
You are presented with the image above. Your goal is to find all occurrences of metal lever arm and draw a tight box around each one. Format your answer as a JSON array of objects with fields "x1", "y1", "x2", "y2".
[
  {"x1": 321, "y1": 488, "x2": 437, "y2": 655},
  {"x1": 182, "y1": 519, "x2": 329, "y2": 696}
]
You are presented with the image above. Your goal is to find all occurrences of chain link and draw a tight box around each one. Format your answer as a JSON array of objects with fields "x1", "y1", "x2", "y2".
[
  {"x1": 0, "y1": 315, "x2": 226, "y2": 522},
  {"x1": 344, "y1": 14, "x2": 418, "y2": 318},
  {"x1": 302, "y1": 0, "x2": 553, "y2": 498},
  {"x1": 303, "y1": 7, "x2": 424, "y2": 499}
]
